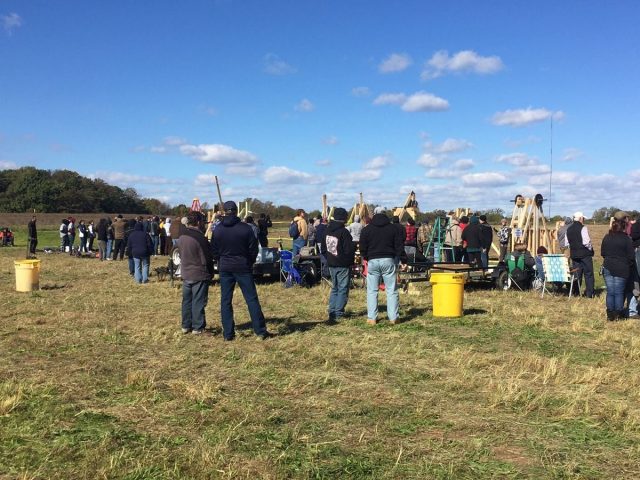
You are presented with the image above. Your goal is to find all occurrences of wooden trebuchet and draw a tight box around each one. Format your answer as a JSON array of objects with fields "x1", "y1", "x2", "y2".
[{"x1": 509, "y1": 194, "x2": 556, "y2": 253}]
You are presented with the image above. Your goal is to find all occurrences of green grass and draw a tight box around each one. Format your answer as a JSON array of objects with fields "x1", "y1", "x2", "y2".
[{"x1": 1, "y1": 245, "x2": 640, "y2": 479}]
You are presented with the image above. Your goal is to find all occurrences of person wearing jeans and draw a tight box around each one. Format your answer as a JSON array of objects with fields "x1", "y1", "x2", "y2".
[
  {"x1": 323, "y1": 207, "x2": 355, "y2": 323},
  {"x1": 212, "y1": 201, "x2": 270, "y2": 341},
  {"x1": 601, "y1": 217, "x2": 634, "y2": 320},
  {"x1": 126, "y1": 221, "x2": 154, "y2": 284},
  {"x1": 179, "y1": 212, "x2": 214, "y2": 334},
  {"x1": 359, "y1": 207, "x2": 406, "y2": 325},
  {"x1": 291, "y1": 209, "x2": 308, "y2": 256}
]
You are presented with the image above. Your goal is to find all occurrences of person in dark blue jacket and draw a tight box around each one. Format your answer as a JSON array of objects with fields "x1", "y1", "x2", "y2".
[
  {"x1": 126, "y1": 222, "x2": 154, "y2": 284},
  {"x1": 212, "y1": 201, "x2": 270, "y2": 341}
]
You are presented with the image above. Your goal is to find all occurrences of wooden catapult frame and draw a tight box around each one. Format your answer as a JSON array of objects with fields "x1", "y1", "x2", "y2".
[
  {"x1": 392, "y1": 191, "x2": 419, "y2": 222},
  {"x1": 509, "y1": 194, "x2": 556, "y2": 254}
]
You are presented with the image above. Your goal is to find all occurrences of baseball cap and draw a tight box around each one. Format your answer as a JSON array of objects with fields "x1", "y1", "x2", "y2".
[
  {"x1": 223, "y1": 200, "x2": 238, "y2": 212},
  {"x1": 374, "y1": 206, "x2": 386, "y2": 215},
  {"x1": 614, "y1": 211, "x2": 629, "y2": 220},
  {"x1": 573, "y1": 211, "x2": 584, "y2": 221}
]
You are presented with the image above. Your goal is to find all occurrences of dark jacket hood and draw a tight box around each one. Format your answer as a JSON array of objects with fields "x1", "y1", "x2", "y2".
[
  {"x1": 327, "y1": 220, "x2": 346, "y2": 233},
  {"x1": 222, "y1": 215, "x2": 241, "y2": 227},
  {"x1": 370, "y1": 213, "x2": 390, "y2": 227},
  {"x1": 134, "y1": 222, "x2": 144, "y2": 231}
]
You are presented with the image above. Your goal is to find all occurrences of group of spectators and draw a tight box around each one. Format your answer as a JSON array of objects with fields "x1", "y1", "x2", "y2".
[
  {"x1": 58, "y1": 215, "x2": 182, "y2": 260},
  {"x1": 443, "y1": 213, "x2": 495, "y2": 267}
]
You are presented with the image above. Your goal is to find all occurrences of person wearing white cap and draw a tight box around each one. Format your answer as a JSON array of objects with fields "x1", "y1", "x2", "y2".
[
  {"x1": 566, "y1": 211, "x2": 595, "y2": 297},
  {"x1": 359, "y1": 206, "x2": 407, "y2": 325}
]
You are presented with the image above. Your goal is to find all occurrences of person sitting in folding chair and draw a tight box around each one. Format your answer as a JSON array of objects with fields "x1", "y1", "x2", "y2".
[{"x1": 506, "y1": 243, "x2": 536, "y2": 290}]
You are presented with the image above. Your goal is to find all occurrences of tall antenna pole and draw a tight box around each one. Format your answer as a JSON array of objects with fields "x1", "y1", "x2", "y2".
[{"x1": 548, "y1": 116, "x2": 553, "y2": 219}]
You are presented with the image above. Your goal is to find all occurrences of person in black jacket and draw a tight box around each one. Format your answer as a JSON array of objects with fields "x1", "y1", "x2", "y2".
[
  {"x1": 629, "y1": 215, "x2": 640, "y2": 318},
  {"x1": 257, "y1": 213, "x2": 272, "y2": 247},
  {"x1": 360, "y1": 207, "x2": 406, "y2": 325},
  {"x1": 479, "y1": 215, "x2": 493, "y2": 268},
  {"x1": 601, "y1": 218, "x2": 635, "y2": 320},
  {"x1": 27, "y1": 215, "x2": 37, "y2": 258},
  {"x1": 96, "y1": 218, "x2": 108, "y2": 261},
  {"x1": 324, "y1": 208, "x2": 355, "y2": 324},
  {"x1": 126, "y1": 222, "x2": 154, "y2": 284},
  {"x1": 212, "y1": 201, "x2": 270, "y2": 341},
  {"x1": 566, "y1": 212, "x2": 595, "y2": 298},
  {"x1": 461, "y1": 215, "x2": 483, "y2": 267}
]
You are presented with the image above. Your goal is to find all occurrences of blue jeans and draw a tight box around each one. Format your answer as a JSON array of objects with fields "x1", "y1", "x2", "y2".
[
  {"x1": 481, "y1": 249, "x2": 489, "y2": 269},
  {"x1": 366, "y1": 257, "x2": 399, "y2": 321},
  {"x1": 182, "y1": 280, "x2": 209, "y2": 332},
  {"x1": 128, "y1": 256, "x2": 135, "y2": 275},
  {"x1": 133, "y1": 256, "x2": 150, "y2": 283},
  {"x1": 106, "y1": 239, "x2": 112, "y2": 259},
  {"x1": 292, "y1": 237, "x2": 306, "y2": 256},
  {"x1": 603, "y1": 268, "x2": 626, "y2": 311},
  {"x1": 328, "y1": 266, "x2": 350, "y2": 320},
  {"x1": 219, "y1": 271, "x2": 267, "y2": 339},
  {"x1": 151, "y1": 235, "x2": 159, "y2": 255}
]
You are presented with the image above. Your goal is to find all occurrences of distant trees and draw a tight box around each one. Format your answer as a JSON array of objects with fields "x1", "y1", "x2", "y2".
[{"x1": 0, "y1": 167, "x2": 151, "y2": 213}]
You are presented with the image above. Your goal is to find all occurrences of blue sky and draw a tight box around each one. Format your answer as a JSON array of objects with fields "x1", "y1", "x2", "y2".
[{"x1": 1, "y1": 1, "x2": 639, "y2": 216}]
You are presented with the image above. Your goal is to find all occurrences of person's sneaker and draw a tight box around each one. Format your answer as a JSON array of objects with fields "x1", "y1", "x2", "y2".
[
  {"x1": 192, "y1": 329, "x2": 204, "y2": 335},
  {"x1": 326, "y1": 318, "x2": 338, "y2": 326},
  {"x1": 367, "y1": 319, "x2": 377, "y2": 325},
  {"x1": 257, "y1": 332, "x2": 272, "y2": 341},
  {"x1": 181, "y1": 328, "x2": 192, "y2": 334},
  {"x1": 389, "y1": 319, "x2": 399, "y2": 325},
  {"x1": 223, "y1": 336, "x2": 235, "y2": 342}
]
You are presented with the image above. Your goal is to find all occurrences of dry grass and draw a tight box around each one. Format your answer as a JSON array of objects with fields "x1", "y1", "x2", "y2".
[{"x1": 1, "y1": 233, "x2": 639, "y2": 479}]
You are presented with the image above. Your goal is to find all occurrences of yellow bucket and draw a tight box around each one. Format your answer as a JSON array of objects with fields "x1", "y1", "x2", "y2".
[
  {"x1": 430, "y1": 272, "x2": 465, "y2": 317},
  {"x1": 14, "y1": 259, "x2": 41, "y2": 292}
]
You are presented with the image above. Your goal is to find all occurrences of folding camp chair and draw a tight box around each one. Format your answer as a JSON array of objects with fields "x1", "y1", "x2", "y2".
[
  {"x1": 505, "y1": 253, "x2": 534, "y2": 291},
  {"x1": 279, "y1": 250, "x2": 302, "y2": 288},
  {"x1": 540, "y1": 254, "x2": 580, "y2": 298}
]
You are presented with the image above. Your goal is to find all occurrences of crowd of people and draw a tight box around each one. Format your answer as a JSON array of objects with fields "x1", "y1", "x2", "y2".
[{"x1": 20, "y1": 205, "x2": 640, "y2": 329}]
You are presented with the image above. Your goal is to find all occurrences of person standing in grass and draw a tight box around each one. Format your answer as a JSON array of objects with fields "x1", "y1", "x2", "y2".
[
  {"x1": 27, "y1": 215, "x2": 37, "y2": 258},
  {"x1": 112, "y1": 215, "x2": 126, "y2": 260},
  {"x1": 97, "y1": 218, "x2": 108, "y2": 261},
  {"x1": 324, "y1": 207, "x2": 355, "y2": 324},
  {"x1": 601, "y1": 218, "x2": 634, "y2": 320},
  {"x1": 566, "y1": 212, "x2": 595, "y2": 298},
  {"x1": 179, "y1": 211, "x2": 214, "y2": 335},
  {"x1": 126, "y1": 221, "x2": 154, "y2": 284},
  {"x1": 212, "y1": 201, "x2": 270, "y2": 341},
  {"x1": 359, "y1": 207, "x2": 406, "y2": 325}
]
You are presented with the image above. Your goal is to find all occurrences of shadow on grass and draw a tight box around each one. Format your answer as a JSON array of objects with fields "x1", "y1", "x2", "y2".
[
  {"x1": 41, "y1": 283, "x2": 68, "y2": 290},
  {"x1": 236, "y1": 316, "x2": 328, "y2": 335}
]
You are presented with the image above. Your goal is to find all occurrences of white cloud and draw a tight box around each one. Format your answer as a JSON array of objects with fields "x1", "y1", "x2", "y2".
[
  {"x1": 2, "y1": 13, "x2": 22, "y2": 35},
  {"x1": 518, "y1": 164, "x2": 551, "y2": 175},
  {"x1": 401, "y1": 91, "x2": 449, "y2": 112},
  {"x1": 322, "y1": 136, "x2": 339, "y2": 145},
  {"x1": 425, "y1": 158, "x2": 474, "y2": 179},
  {"x1": 164, "y1": 136, "x2": 186, "y2": 146},
  {"x1": 529, "y1": 170, "x2": 578, "y2": 186},
  {"x1": 351, "y1": 86, "x2": 371, "y2": 97},
  {"x1": 452, "y1": 158, "x2": 475, "y2": 170},
  {"x1": 492, "y1": 107, "x2": 565, "y2": 127},
  {"x1": 194, "y1": 174, "x2": 221, "y2": 187},
  {"x1": 461, "y1": 172, "x2": 515, "y2": 187},
  {"x1": 263, "y1": 53, "x2": 297, "y2": 75},
  {"x1": 150, "y1": 146, "x2": 167, "y2": 154},
  {"x1": 417, "y1": 153, "x2": 441, "y2": 167},
  {"x1": 432, "y1": 138, "x2": 473, "y2": 154},
  {"x1": 295, "y1": 98, "x2": 315, "y2": 112},
  {"x1": 316, "y1": 158, "x2": 332, "y2": 167},
  {"x1": 364, "y1": 155, "x2": 391, "y2": 169},
  {"x1": 91, "y1": 171, "x2": 172, "y2": 185},
  {"x1": 374, "y1": 91, "x2": 449, "y2": 112},
  {"x1": 378, "y1": 53, "x2": 413, "y2": 73},
  {"x1": 562, "y1": 148, "x2": 583, "y2": 162},
  {"x1": 373, "y1": 93, "x2": 406, "y2": 106},
  {"x1": 0, "y1": 160, "x2": 17, "y2": 170},
  {"x1": 496, "y1": 152, "x2": 538, "y2": 167},
  {"x1": 422, "y1": 50, "x2": 504, "y2": 80},
  {"x1": 225, "y1": 165, "x2": 259, "y2": 177},
  {"x1": 263, "y1": 166, "x2": 327, "y2": 185},
  {"x1": 180, "y1": 143, "x2": 258, "y2": 165}
]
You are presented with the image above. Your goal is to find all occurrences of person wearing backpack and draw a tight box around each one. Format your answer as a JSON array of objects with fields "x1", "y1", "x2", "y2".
[
  {"x1": 290, "y1": 209, "x2": 308, "y2": 256},
  {"x1": 507, "y1": 243, "x2": 536, "y2": 287}
]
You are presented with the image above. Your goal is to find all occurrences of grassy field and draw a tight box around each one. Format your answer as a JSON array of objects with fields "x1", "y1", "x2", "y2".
[{"x1": 3, "y1": 227, "x2": 640, "y2": 479}]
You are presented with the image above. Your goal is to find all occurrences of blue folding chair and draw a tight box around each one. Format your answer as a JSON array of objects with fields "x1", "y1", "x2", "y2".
[{"x1": 279, "y1": 250, "x2": 302, "y2": 288}]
